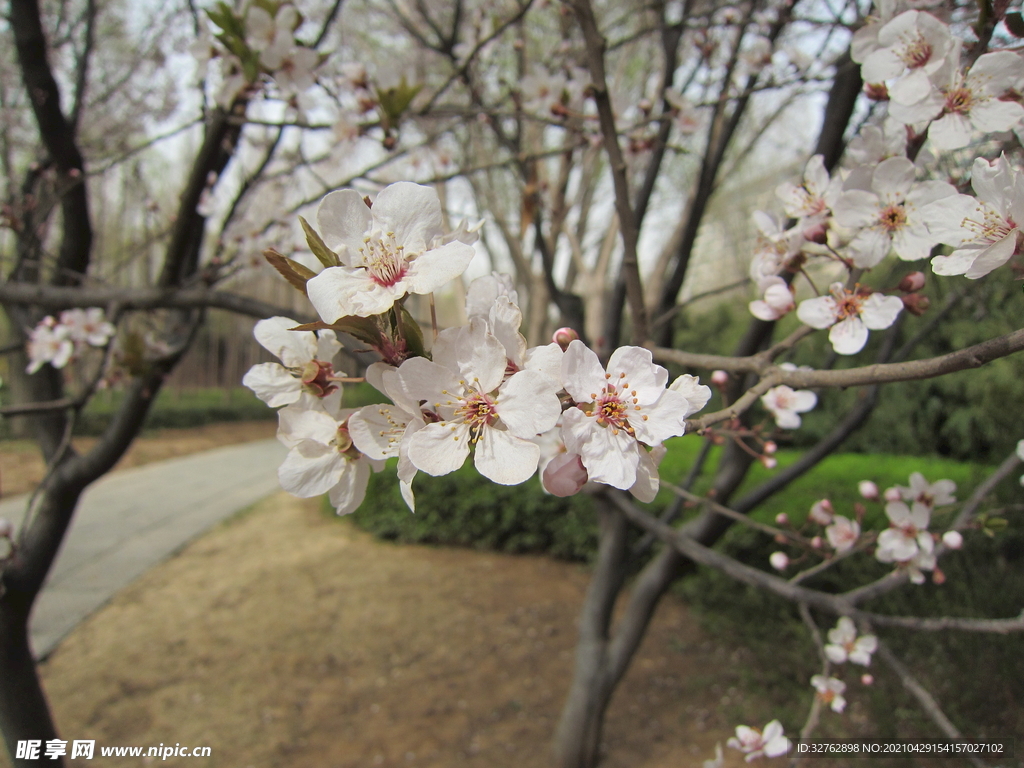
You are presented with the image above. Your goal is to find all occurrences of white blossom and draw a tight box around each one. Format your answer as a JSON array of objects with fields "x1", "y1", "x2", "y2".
[
  {"x1": 560, "y1": 341, "x2": 707, "y2": 491},
  {"x1": 826, "y1": 515, "x2": 861, "y2": 553},
  {"x1": 761, "y1": 385, "x2": 817, "y2": 430},
  {"x1": 726, "y1": 720, "x2": 790, "y2": 761},
  {"x1": 811, "y1": 674, "x2": 847, "y2": 713},
  {"x1": 876, "y1": 499, "x2": 931, "y2": 563},
  {"x1": 306, "y1": 182, "x2": 475, "y2": 320},
  {"x1": 889, "y1": 43, "x2": 1024, "y2": 150},
  {"x1": 923, "y1": 154, "x2": 1024, "y2": 278},
  {"x1": 243, "y1": 317, "x2": 341, "y2": 408},
  {"x1": 797, "y1": 283, "x2": 903, "y2": 355},
  {"x1": 859, "y1": 10, "x2": 954, "y2": 105},
  {"x1": 896, "y1": 471, "x2": 956, "y2": 510},
  {"x1": 824, "y1": 617, "x2": 878, "y2": 665},
  {"x1": 26, "y1": 319, "x2": 73, "y2": 374},
  {"x1": 275, "y1": 401, "x2": 382, "y2": 516},
  {"x1": 402, "y1": 319, "x2": 561, "y2": 485},
  {"x1": 832, "y1": 156, "x2": 956, "y2": 267}
]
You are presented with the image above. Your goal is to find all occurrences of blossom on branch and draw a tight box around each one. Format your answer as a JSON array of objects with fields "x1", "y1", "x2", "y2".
[
  {"x1": 306, "y1": 182, "x2": 475, "y2": 321},
  {"x1": 811, "y1": 674, "x2": 847, "y2": 713},
  {"x1": 824, "y1": 617, "x2": 877, "y2": 666},
  {"x1": 560, "y1": 341, "x2": 709, "y2": 491},
  {"x1": 923, "y1": 154, "x2": 1024, "y2": 279},
  {"x1": 403, "y1": 319, "x2": 561, "y2": 486},
  {"x1": 761, "y1": 385, "x2": 817, "y2": 429},
  {"x1": 832, "y1": 156, "x2": 955, "y2": 267},
  {"x1": 796, "y1": 283, "x2": 903, "y2": 355},
  {"x1": 243, "y1": 316, "x2": 342, "y2": 408}
]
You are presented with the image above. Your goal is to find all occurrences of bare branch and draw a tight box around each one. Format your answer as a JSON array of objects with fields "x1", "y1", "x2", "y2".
[
  {"x1": 0, "y1": 283, "x2": 316, "y2": 322},
  {"x1": 571, "y1": 0, "x2": 649, "y2": 344}
]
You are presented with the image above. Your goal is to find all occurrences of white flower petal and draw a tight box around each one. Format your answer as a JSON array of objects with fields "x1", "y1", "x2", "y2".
[{"x1": 474, "y1": 428, "x2": 540, "y2": 485}]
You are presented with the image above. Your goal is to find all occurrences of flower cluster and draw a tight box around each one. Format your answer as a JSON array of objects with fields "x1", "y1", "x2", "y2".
[
  {"x1": 26, "y1": 309, "x2": 116, "y2": 374},
  {"x1": 747, "y1": 6, "x2": 1024, "y2": 361},
  {"x1": 246, "y1": 182, "x2": 711, "y2": 516}
]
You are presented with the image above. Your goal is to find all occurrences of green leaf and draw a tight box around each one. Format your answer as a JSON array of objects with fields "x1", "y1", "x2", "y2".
[
  {"x1": 299, "y1": 216, "x2": 340, "y2": 268},
  {"x1": 399, "y1": 303, "x2": 427, "y2": 359},
  {"x1": 376, "y1": 78, "x2": 423, "y2": 128},
  {"x1": 264, "y1": 248, "x2": 317, "y2": 295}
]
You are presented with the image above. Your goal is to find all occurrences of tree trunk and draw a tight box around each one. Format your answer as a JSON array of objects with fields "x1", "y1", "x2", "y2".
[{"x1": 553, "y1": 498, "x2": 628, "y2": 768}]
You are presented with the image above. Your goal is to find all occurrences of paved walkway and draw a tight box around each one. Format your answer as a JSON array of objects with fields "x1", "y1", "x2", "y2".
[{"x1": 0, "y1": 439, "x2": 287, "y2": 660}]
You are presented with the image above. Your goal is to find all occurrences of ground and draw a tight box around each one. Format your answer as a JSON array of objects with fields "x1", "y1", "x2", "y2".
[{"x1": 1, "y1": 424, "x2": 781, "y2": 768}]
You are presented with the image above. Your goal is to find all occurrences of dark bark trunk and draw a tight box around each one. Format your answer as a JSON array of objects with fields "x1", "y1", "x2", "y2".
[{"x1": 552, "y1": 499, "x2": 628, "y2": 768}]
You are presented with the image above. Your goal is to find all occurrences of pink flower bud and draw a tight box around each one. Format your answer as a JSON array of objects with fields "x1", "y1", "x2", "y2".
[
  {"x1": 769, "y1": 552, "x2": 789, "y2": 571},
  {"x1": 711, "y1": 370, "x2": 729, "y2": 387},
  {"x1": 803, "y1": 221, "x2": 828, "y2": 244},
  {"x1": 858, "y1": 480, "x2": 879, "y2": 501},
  {"x1": 861, "y1": 674, "x2": 874, "y2": 686},
  {"x1": 761, "y1": 456, "x2": 777, "y2": 469},
  {"x1": 811, "y1": 536, "x2": 823, "y2": 549},
  {"x1": 763, "y1": 441, "x2": 777, "y2": 455},
  {"x1": 901, "y1": 293, "x2": 930, "y2": 316},
  {"x1": 542, "y1": 453, "x2": 589, "y2": 497},
  {"x1": 942, "y1": 530, "x2": 963, "y2": 550},
  {"x1": 932, "y1": 567, "x2": 946, "y2": 585},
  {"x1": 883, "y1": 487, "x2": 902, "y2": 503},
  {"x1": 0, "y1": 518, "x2": 11, "y2": 539},
  {"x1": 775, "y1": 513, "x2": 789, "y2": 526},
  {"x1": 897, "y1": 271, "x2": 926, "y2": 293},
  {"x1": 552, "y1": 327, "x2": 580, "y2": 351}
]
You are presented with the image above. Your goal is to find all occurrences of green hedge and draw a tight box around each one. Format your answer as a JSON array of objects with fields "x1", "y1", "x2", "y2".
[{"x1": 354, "y1": 460, "x2": 600, "y2": 562}]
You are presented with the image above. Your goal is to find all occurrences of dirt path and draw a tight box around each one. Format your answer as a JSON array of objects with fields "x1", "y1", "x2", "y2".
[
  {"x1": 0, "y1": 422, "x2": 276, "y2": 498},
  {"x1": 24, "y1": 493, "x2": 766, "y2": 768}
]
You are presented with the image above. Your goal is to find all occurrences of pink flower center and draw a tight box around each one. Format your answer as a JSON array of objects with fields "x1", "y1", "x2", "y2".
[
  {"x1": 585, "y1": 372, "x2": 648, "y2": 437},
  {"x1": 897, "y1": 34, "x2": 932, "y2": 69},
  {"x1": 944, "y1": 86, "x2": 974, "y2": 115},
  {"x1": 360, "y1": 232, "x2": 408, "y2": 287},
  {"x1": 832, "y1": 291, "x2": 864, "y2": 321},
  {"x1": 877, "y1": 203, "x2": 907, "y2": 232},
  {"x1": 960, "y1": 205, "x2": 1015, "y2": 245},
  {"x1": 454, "y1": 391, "x2": 499, "y2": 442}
]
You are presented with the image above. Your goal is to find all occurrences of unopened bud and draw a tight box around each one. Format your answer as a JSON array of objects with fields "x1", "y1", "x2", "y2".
[
  {"x1": 864, "y1": 82, "x2": 889, "y2": 101},
  {"x1": 803, "y1": 221, "x2": 828, "y2": 244},
  {"x1": 898, "y1": 271, "x2": 926, "y2": 293},
  {"x1": 542, "y1": 453, "x2": 589, "y2": 497},
  {"x1": 775, "y1": 512, "x2": 789, "y2": 526},
  {"x1": 883, "y1": 487, "x2": 902, "y2": 503},
  {"x1": 858, "y1": 480, "x2": 879, "y2": 501},
  {"x1": 761, "y1": 456, "x2": 777, "y2": 469},
  {"x1": 811, "y1": 536, "x2": 824, "y2": 549},
  {"x1": 942, "y1": 530, "x2": 963, "y2": 550},
  {"x1": 861, "y1": 674, "x2": 874, "y2": 686},
  {"x1": 769, "y1": 551, "x2": 789, "y2": 571},
  {"x1": 711, "y1": 370, "x2": 729, "y2": 387},
  {"x1": 932, "y1": 567, "x2": 946, "y2": 585},
  {"x1": 901, "y1": 293, "x2": 930, "y2": 316},
  {"x1": 0, "y1": 518, "x2": 11, "y2": 538},
  {"x1": 763, "y1": 441, "x2": 777, "y2": 455},
  {"x1": 552, "y1": 327, "x2": 580, "y2": 350}
]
